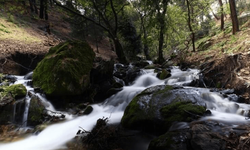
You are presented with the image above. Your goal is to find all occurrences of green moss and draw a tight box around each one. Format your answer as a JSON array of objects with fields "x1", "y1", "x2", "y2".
[
  {"x1": 158, "y1": 70, "x2": 170, "y2": 80},
  {"x1": 121, "y1": 85, "x2": 173, "y2": 130},
  {"x1": 33, "y1": 41, "x2": 95, "y2": 96},
  {"x1": 121, "y1": 96, "x2": 146, "y2": 128},
  {"x1": 160, "y1": 101, "x2": 206, "y2": 128},
  {"x1": 5, "y1": 84, "x2": 27, "y2": 99},
  {"x1": 153, "y1": 85, "x2": 173, "y2": 97}
]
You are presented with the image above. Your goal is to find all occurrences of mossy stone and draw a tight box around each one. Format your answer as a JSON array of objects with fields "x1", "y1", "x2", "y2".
[
  {"x1": 160, "y1": 101, "x2": 206, "y2": 129},
  {"x1": 157, "y1": 69, "x2": 171, "y2": 80},
  {"x1": 28, "y1": 96, "x2": 45, "y2": 126},
  {"x1": 33, "y1": 41, "x2": 95, "y2": 96},
  {"x1": 121, "y1": 85, "x2": 173, "y2": 133},
  {"x1": 5, "y1": 84, "x2": 27, "y2": 99}
]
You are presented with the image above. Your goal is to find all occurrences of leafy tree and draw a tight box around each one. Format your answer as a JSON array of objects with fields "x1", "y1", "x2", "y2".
[
  {"x1": 53, "y1": 0, "x2": 128, "y2": 63},
  {"x1": 129, "y1": 0, "x2": 151, "y2": 60}
]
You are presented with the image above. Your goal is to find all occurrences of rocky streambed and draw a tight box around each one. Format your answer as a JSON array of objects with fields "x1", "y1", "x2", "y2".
[{"x1": 1, "y1": 41, "x2": 250, "y2": 150}]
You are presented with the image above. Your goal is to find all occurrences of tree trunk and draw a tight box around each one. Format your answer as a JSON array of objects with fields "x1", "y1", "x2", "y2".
[
  {"x1": 40, "y1": 0, "x2": 44, "y2": 19},
  {"x1": 186, "y1": 0, "x2": 195, "y2": 52},
  {"x1": 45, "y1": 0, "x2": 48, "y2": 20},
  {"x1": 114, "y1": 38, "x2": 127, "y2": 64},
  {"x1": 158, "y1": 23, "x2": 165, "y2": 64},
  {"x1": 218, "y1": 0, "x2": 224, "y2": 30},
  {"x1": 229, "y1": 0, "x2": 239, "y2": 34},
  {"x1": 34, "y1": 0, "x2": 38, "y2": 14},
  {"x1": 141, "y1": 17, "x2": 151, "y2": 60}
]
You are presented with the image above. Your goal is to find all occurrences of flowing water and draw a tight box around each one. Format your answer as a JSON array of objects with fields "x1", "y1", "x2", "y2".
[{"x1": 1, "y1": 66, "x2": 250, "y2": 149}]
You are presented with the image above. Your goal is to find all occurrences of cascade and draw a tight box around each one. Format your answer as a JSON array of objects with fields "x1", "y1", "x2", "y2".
[
  {"x1": 1, "y1": 66, "x2": 250, "y2": 149},
  {"x1": 22, "y1": 96, "x2": 31, "y2": 127}
]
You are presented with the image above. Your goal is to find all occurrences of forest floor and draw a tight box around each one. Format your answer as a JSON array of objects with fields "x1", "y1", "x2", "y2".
[
  {"x1": 182, "y1": 17, "x2": 250, "y2": 103},
  {"x1": 0, "y1": 2, "x2": 116, "y2": 74}
]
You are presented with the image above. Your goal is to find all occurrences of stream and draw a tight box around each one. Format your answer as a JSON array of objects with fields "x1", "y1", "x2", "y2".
[{"x1": 1, "y1": 66, "x2": 250, "y2": 150}]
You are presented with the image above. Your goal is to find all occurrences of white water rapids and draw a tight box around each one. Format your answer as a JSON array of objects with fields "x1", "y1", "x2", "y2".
[{"x1": 1, "y1": 66, "x2": 250, "y2": 150}]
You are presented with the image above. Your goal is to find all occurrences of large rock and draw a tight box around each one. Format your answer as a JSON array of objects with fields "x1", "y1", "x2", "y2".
[
  {"x1": 148, "y1": 122, "x2": 226, "y2": 150},
  {"x1": 33, "y1": 41, "x2": 95, "y2": 96},
  {"x1": 121, "y1": 85, "x2": 206, "y2": 134},
  {"x1": 28, "y1": 95, "x2": 46, "y2": 126}
]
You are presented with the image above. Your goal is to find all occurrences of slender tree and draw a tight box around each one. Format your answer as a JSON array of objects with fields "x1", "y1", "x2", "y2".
[
  {"x1": 229, "y1": 0, "x2": 239, "y2": 34},
  {"x1": 186, "y1": 0, "x2": 195, "y2": 52},
  {"x1": 129, "y1": 0, "x2": 151, "y2": 60},
  {"x1": 218, "y1": 0, "x2": 224, "y2": 30}
]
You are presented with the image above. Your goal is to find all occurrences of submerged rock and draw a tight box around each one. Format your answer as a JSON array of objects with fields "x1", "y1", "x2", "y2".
[{"x1": 33, "y1": 41, "x2": 95, "y2": 96}]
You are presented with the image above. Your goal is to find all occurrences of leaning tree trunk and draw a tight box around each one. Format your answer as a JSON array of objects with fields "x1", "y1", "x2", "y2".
[
  {"x1": 218, "y1": 0, "x2": 224, "y2": 30},
  {"x1": 229, "y1": 0, "x2": 239, "y2": 34}
]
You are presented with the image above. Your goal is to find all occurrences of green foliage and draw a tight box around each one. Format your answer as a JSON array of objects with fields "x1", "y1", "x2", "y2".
[{"x1": 0, "y1": 84, "x2": 27, "y2": 100}]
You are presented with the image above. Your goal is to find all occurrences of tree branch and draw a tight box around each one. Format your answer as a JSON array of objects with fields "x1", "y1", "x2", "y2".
[{"x1": 52, "y1": 0, "x2": 114, "y2": 38}]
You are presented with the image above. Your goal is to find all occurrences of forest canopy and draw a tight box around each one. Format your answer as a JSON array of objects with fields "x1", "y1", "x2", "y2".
[{"x1": 1, "y1": 0, "x2": 249, "y2": 64}]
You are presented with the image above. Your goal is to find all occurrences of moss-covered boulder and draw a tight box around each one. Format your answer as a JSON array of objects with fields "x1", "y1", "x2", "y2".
[
  {"x1": 5, "y1": 84, "x2": 27, "y2": 99},
  {"x1": 121, "y1": 85, "x2": 207, "y2": 134},
  {"x1": 33, "y1": 41, "x2": 95, "y2": 96}
]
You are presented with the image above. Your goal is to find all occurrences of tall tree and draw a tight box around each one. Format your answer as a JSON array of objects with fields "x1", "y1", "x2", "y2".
[
  {"x1": 218, "y1": 0, "x2": 224, "y2": 30},
  {"x1": 40, "y1": 0, "x2": 48, "y2": 20},
  {"x1": 53, "y1": 0, "x2": 128, "y2": 63},
  {"x1": 229, "y1": 0, "x2": 239, "y2": 34},
  {"x1": 129, "y1": 0, "x2": 151, "y2": 60},
  {"x1": 156, "y1": 0, "x2": 169, "y2": 63},
  {"x1": 186, "y1": 0, "x2": 195, "y2": 52},
  {"x1": 143, "y1": 0, "x2": 170, "y2": 63}
]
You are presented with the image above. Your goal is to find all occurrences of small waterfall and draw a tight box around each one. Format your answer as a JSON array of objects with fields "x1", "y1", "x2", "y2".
[{"x1": 22, "y1": 96, "x2": 31, "y2": 127}]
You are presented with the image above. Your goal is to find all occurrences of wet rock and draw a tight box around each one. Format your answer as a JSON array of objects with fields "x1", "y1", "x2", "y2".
[
  {"x1": 114, "y1": 64, "x2": 143, "y2": 85},
  {"x1": 156, "y1": 69, "x2": 171, "y2": 80},
  {"x1": 190, "y1": 123, "x2": 226, "y2": 150},
  {"x1": 148, "y1": 129, "x2": 190, "y2": 150},
  {"x1": 89, "y1": 59, "x2": 124, "y2": 102},
  {"x1": 28, "y1": 95, "x2": 46, "y2": 126},
  {"x1": 33, "y1": 41, "x2": 95, "y2": 96},
  {"x1": 83, "y1": 105, "x2": 93, "y2": 115},
  {"x1": 121, "y1": 85, "x2": 207, "y2": 134},
  {"x1": 132, "y1": 61, "x2": 149, "y2": 68}
]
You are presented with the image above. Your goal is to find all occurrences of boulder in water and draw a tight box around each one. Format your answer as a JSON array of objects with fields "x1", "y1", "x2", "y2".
[
  {"x1": 121, "y1": 85, "x2": 207, "y2": 134},
  {"x1": 33, "y1": 41, "x2": 95, "y2": 96},
  {"x1": 156, "y1": 69, "x2": 171, "y2": 80},
  {"x1": 28, "y1": 95, "x2": 46, "y2": 126}
]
